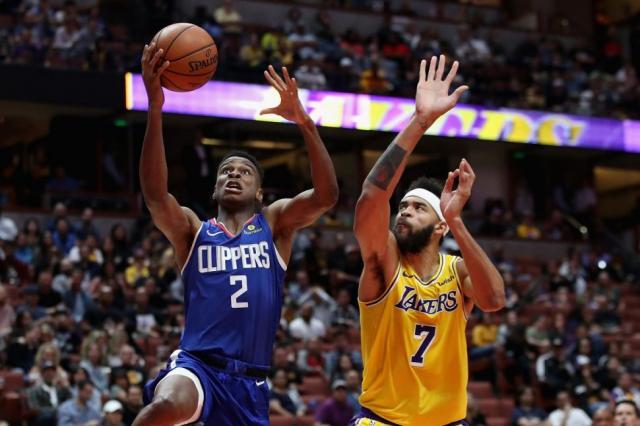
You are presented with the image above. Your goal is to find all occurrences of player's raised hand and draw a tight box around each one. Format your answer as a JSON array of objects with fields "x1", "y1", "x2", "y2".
[
  {"x1": 141, "y1": 42, "x2": 170, "y2": 108},
  {"x1": 440, "y1": 158, "x2": 475, "y2": 222},
  {"x1": 260, "y1": 65, "x2": 309, "y2": 125},
  {"x1": 415, "y1": 55, "x2": 468, "y2": 128}
]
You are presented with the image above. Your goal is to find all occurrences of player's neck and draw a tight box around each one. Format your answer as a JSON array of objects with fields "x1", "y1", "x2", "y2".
[
  {"x1": 216, "y1": 208, "x2": 256, "y2": 234},
  {"x1": 404, "y1": 243, "x2": 441, "y2": 281}
]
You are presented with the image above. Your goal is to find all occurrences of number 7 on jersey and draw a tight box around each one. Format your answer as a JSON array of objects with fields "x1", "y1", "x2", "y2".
[{"x1": 410, "y1": 324, "x2": 436, "y2": 366}]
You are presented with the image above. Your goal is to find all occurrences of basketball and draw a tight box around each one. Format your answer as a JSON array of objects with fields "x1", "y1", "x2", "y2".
[{"x1": 151, "y1": 23, "x2": 218, "y2": 92}]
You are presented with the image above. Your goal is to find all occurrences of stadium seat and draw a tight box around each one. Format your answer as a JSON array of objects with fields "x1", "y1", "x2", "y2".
[
  {"x1": 468, "y1": 381, "x2": 493, "y2": 398},
  {"x1": 486, "y1": 417, "x2": 510, "y2": 426},
  {"x1": 477, "y1": 398, "x2": 502, "y2": 417},
  {"x1": 0, "y1": 370, "x2": 25, "y2": 393}
]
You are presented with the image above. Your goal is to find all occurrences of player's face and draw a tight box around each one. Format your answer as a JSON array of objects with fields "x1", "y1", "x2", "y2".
[
  {"x1": 615, "y1": 404, "x2": 639, "y2": 426},
  {"x1": 215, "y1": 157, "x2": 262, "y2": 208},
  {"x1": 393, "y1": 197, "x2": 438, "y2": 253}
]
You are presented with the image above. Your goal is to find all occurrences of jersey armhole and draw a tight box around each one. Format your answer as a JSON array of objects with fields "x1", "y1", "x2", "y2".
[
  {"x1": 358, "y1": 262, "x2": 401, "y2": 308},
  {"x1": 180, "y1": 222, "x2": 204, "y2": 275},
  {"x1": 451, "y1": 256, "x2": 470, "y2": 320}
]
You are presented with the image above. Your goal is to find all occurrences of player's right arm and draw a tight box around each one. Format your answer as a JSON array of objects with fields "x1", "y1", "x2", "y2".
[
  {"x1": 354, "y1": 55, "x2": 468, "y2": 302},
  {"x1": 140, "y1": 43, "x2": 201, "y2": 268}
]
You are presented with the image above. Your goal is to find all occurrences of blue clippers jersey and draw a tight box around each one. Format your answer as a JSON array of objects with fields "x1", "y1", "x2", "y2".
[{"x1": 180, "y1": 213, "x2": 286, "y2": 367}]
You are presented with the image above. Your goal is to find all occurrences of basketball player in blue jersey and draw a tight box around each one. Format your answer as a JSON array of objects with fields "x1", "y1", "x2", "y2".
[{"x1": 133, "y1": 43, "x2": 338, "y2": 426}]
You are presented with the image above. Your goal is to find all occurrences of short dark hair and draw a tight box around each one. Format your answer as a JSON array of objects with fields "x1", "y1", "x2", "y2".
[
  {"x1": 406, "y1": 177, "x2": 443, "y2": 197},
  {"x1": 615, "y1": 399, "x2": 640, "y2": 416},
  {"x1": 218, "y1": 150, "x2": 264, "y2": 183},
  {"x1": 77, "y1": 379, "x2": 93, "y2": 391}
]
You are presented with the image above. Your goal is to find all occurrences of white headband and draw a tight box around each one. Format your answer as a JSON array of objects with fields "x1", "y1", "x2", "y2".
[{"x1": 401, "y1": 188, "x2": 448, "y2": 234}]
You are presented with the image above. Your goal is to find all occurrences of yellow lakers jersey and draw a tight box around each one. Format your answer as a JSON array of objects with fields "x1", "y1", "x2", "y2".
[{"x1": 358, "y1": 253, "x2": 469, "y2": 426}]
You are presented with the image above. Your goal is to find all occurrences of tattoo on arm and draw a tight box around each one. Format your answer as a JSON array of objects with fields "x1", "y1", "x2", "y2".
[{"x1": 367, "y1": 144, "x2": 407, "y2": 190}]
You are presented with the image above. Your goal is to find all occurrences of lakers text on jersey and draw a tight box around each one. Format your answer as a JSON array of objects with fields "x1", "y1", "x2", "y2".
[{"x1": 358, "y1": 253, "x2": 468, "y2": 426}]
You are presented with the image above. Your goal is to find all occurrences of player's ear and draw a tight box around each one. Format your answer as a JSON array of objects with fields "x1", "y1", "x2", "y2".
[
  {"x1": 211, "y1": 191, "x2": 217, "y2": 201},
  {"x1": 435, "y1": 220, "x2": 448, "y2": 237},
  {"x1": 256, "y1": 188, "x2": 263, "y2": 204}
]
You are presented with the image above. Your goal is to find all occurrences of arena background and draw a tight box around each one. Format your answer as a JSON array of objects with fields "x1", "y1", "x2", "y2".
[{"x1": 0, "y1": 0, "x2": 640, "y2": 425}]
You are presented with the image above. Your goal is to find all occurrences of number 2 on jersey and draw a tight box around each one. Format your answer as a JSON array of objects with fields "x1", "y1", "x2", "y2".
[
  {"x1": 410, "y1": 324, "x2": 436, "y2": 366},
  {"x1": 230, "y1": 275, "x2": 248, "y2": 308}
]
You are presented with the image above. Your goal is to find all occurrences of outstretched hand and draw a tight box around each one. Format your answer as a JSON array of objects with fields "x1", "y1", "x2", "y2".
[
  {"x1": 141, "y1": 42, "x2": 170, "y2": 108},
  {"x1": 415, "y1": 55, "x2": 468, "y2": 128},
  {"x1": 260, "y1": 65, "x2": 309, "y2": 124},
  {"x1": 440, "y1": 158, "x2": 475, "y2": 222}
]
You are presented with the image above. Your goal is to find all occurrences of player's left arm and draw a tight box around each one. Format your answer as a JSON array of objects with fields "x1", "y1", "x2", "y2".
[
  {"x1": 441, "y1": 159, "x2": 505, "y2": 313},
  {"x1": 261, "y1": 66, "x2": 339, "y2": 259}
]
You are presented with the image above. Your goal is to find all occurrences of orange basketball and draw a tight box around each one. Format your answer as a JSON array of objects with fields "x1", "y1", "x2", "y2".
[{"x1": 151, "y1": 23, "x2": 218, "y2": 92}]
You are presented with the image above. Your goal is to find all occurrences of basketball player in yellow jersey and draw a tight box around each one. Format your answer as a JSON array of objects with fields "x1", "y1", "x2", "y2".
[{"x1": 351, "y1": 55, "x2": 506, "y2": 426}]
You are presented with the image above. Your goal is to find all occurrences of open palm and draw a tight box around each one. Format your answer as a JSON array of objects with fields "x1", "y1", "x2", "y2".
[
  {"x1": 260, "y1": 65, "x2": 308, "y2": 125},
  {"x1": 416, "y1": 55, "x2": 468, "y2": 126}
]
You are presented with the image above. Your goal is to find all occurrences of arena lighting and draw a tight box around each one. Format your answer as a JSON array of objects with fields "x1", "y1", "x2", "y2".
[{"x1": 125, "y1": 73, "x2": 640, "y2": 153}]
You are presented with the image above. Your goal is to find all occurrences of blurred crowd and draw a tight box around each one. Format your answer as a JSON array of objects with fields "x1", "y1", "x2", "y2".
[
  {"x1": 0, "y1": 195, "x2": 638, "y2": 426},
  {"x1": 0, "y1": 0, "x2": 639, "y2": 118}
]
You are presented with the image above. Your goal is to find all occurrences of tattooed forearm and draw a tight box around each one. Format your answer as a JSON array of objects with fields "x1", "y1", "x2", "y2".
[{"x1": 366, "y1": 144, "x2": 407, "y2": 190}]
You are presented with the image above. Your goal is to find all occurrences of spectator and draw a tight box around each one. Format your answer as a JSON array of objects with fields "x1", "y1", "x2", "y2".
[
  {"x1": 239, "y1": 33, "x2": 265, "y2": 68},
  {"x1": 0, "y1": 284, "x2": 15, "y2": 337},
  {"x1": 294, "y1": 59, "x2": 328, "y2": 90},
  {"x1": 517, "y1": 211, "x2": 541, "y2": 240},
  {"x1": 121, "y1": 385, "x2": 143, "y2": 425},
  {"x1": 68, "y1": 366, "x2": 101, "y2": 414},
  {"x1": 124, "y1": 248, "x2": 149, "y2": 287},
  {"x1": 613, "y1": 399, "x2": 639, "y2": 426},
  {"x1": 52, "y1": 218, "x2": 77, "y2": 256},
  {"x1": 110, "y1": 344, "x2": 146, "y2": 387},
  {"x1": 297, "y1": 338, "x2": 325, "y2": 376},
  {"x1": 329, "y1": 289, "x2": 359, "y2": 329},
  {"x1": 314, "y1": 380, "x2": 354, "y2": 426},
  {"x1": 29, "y1": 342, "x2": 70, "y2": 388},
  {"x1": 536, "y1": 338, "x2": 574, "y2": 399},
  {"x1": 63, "y1": 267, "x2": 94, "y2": 322},
  {"x1": 75, "y1": 207, "x2": 99, "y2": 240},
  {"x1": 79, "y1": 344, "x2": 108, "y2": 394},
  {"x1": 611, "y1": 373, "x2": 640, "y2": 408},
  {"x1": 344, "y1": 369, "x2": 361, "y2": 412},
  {"x1": 298, "y1": 286, "x2": 336, "y2": 328},
  {"x1": 324, "y1": 331, "x2": 362, "y2": 380},
  {"x1": 359, "y1": 60, "x2": 393, "y2": 94},
  {"x1": 26, "y1": 361, "x2": 73, "y2": 426},
  {"x1": 471, "y1": 312, "x2": 498, "y2": 359},
  {"x1": 592, "y1": 406, "x2": 613, "y2": 426},
  {"x1": 548, "y1": 391, "x2": 592, "y2": 426},
  {"x1": 288, "y1": 23, "x2": 319, "y2": 62},
  {"x1": 289, "y1": 302, "x2": 326, "y2": 341},
  {"x1": 213, "y1": 0, "x2": 242, "y2": 35},
  {"x1": 101, "y1": 400, "x2": 125, "y2": 426},
  {"x1": 56, "y1": 380, "x2": 101, "y2": 426},
  {"x1": 526, "y1": 316, "x2": 550, "y2": 351},
  {"x1": 272, "y1": 346, "x2": 303, "y2": 386},
  {"x1": 512, "y1": 387, "x2": 547, "y2": 426},
  {"x1": 269, "y1": 368, "x2": 305, "y2": 417},
  {"x1": 36, "y1": 269, "x2": 62, "y2": 308}
]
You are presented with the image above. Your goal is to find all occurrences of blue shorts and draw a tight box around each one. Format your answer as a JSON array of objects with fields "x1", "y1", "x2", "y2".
[
  {"x1": 143, "y1": 349, "x2": 270, "y2": 426},
  {"x1": 350, "y1": 407, "x2": 470, "y2": 426}
]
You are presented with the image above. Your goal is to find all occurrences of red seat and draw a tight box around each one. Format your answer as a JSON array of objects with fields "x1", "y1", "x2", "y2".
[
  {"x1": 0, "y1": 370, "x2": 25, "y2": 393},
  {"x1": 477, "y1": 398, "x2": 502, "y2": 417},
  {"x1": 487, "y1": 417, "x2": 510, "y2": 426},
  {"x1": 468, "y1": 381, "x2": 493, "y2": 398}
]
